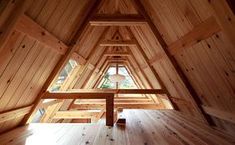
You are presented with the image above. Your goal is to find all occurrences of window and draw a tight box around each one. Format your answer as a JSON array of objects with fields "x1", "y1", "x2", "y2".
[
  {"x1": 49, "y1": 59, "x2": 78, "y2": 92},
  {"x1": 98, "y1": 66, "x2": 138, "y2": 89}
]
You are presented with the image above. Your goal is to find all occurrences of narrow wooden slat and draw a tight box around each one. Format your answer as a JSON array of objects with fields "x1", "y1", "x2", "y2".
[
  {"x1": 0, "y1": 105, "x2": 32, "y2": 123},
  {"x1": 168, "y1": 16, "x2": 221, "y2": 55},
  {"x1": 202, "y1": 105, "x2": 235, "y2": 124},
  {"x1": 15, "y1": 14, "x2": 68, "y2": 54}
]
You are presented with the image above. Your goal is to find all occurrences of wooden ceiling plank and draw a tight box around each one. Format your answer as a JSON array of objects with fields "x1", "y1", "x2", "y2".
[{"x1": 15, "y1": 14, "x2": 68, "y2": 54}]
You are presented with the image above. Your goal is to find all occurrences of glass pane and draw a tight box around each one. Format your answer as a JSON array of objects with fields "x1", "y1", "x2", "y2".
[{"x1": 49, "y1": 59, "x2": 78, "y2": 92}]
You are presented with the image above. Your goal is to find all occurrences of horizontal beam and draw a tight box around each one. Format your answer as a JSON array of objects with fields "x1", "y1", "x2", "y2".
[
  {"x1": 202, "y1": 105, "x2": 235, "y2": 124},
  {"x1": 77, "y1": 98, "x2": 152, "y2": 103},
  {"x1": 100, "y1": 40, "x2": 136, "y2": 47},
  {"x1": 0, "y1": 105, "x2": 33, "y2": 123},
  {"x1": 71, "y1": 103, "x2": 163, "y2": 110},
  {"x1": 90, "y1": 14, "x2": 147, "y2": 26},
  {"x1": 168, "y1": 16, "x2": 221, "y2": 55},
  {"x1": 53, "y1": 110, "x2": 101, "y2": 119},
  {"x1": 71, "y1": 52, "x2": 87, "y2": 65},
  {"x1": 43, "y1": 91, "x2": 114, "y2": 99},
  {"x1": 68, "y1": 89, "x2": 167, "y2": 94},
  {"x1": 15, "y1": 14, "x2": 68, "y2": 54}
]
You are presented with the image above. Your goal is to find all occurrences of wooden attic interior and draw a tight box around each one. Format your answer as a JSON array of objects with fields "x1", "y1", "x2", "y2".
[{"x1": 0, "y1": 0, "x2": 235, "y2": 144}]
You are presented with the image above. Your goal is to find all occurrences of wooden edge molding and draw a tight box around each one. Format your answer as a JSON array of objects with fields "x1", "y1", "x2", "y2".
[{"x1": 15, "y1": 14, "x2": 68, "y2": 54}]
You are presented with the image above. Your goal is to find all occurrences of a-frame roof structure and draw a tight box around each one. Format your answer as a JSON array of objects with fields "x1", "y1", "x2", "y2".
[{"x1": 0, "y1": 0, "x2": 234, "y2": 136}]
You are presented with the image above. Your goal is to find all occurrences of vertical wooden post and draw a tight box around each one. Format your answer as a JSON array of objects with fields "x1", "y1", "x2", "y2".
[{"x1": 106, "y1": 94, "x2": 114, "y2": 126}]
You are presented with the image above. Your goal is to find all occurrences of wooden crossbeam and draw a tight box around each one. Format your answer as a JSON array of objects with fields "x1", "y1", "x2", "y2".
[
  {"x1": 168, "y1": 16, "x2": 221, "y2": 55},
  {"x1": 15, "y1": 14, "x2": 68, "y2": 54},
  {"x1": 202, "y1": 105, "x2": 235, "y2": 124},
  {"x1": 0, "y1": 105, "x2": 33, "y2": 123},
  {"x1": 100, "y1": 40, "x2": 136, "y2": 47},
  {"x1": 90, "y1": 14, "x2": 146, "y2": 26}
]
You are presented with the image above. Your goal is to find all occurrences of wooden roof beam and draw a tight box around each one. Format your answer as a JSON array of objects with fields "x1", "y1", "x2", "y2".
[{"x1": 90, "y1": 14, "x2": 147, "y2": 26}]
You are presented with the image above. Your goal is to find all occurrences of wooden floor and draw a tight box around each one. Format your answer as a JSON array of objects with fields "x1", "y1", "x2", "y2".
[{"x1": 0, "y1": 110, "x2": 235, "y2": 145}]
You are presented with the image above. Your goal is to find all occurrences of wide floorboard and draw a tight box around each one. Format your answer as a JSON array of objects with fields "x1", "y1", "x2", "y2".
[{"x1": 0, "y1": 110, "x2": 235, "y2": 145}]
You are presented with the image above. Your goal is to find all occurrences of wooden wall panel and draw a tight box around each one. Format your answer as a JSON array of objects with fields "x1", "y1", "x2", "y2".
[{"x1": 141, "y1": 0, "x2": 235, "y2": 133}]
